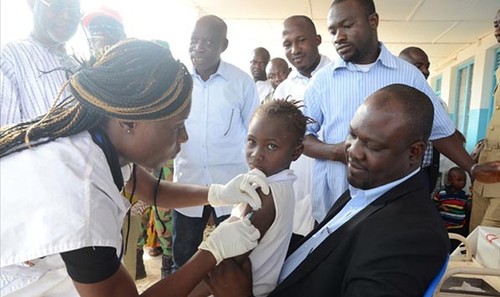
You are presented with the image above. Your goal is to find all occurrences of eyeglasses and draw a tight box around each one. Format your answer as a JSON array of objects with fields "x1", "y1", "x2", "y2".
[{"x1": 39, "y1": 0, "x2": 81, "y2": 16}]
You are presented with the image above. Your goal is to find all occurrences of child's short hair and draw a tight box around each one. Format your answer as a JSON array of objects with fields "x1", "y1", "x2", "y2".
[
  {"x1": 448, "y1": 167, "x2": 466, "y2": 178},
  {"x1": 253, "y1": 99, "x2": 314, "y2": 145}
]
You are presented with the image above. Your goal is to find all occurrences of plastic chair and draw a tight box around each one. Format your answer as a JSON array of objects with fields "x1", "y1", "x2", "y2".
[
  {"x1": 448, "y1": 233, "x2": 472, "y2": 261},
  {"x1": 423, "y1": 255, "x2": 449, "y2": 297}
]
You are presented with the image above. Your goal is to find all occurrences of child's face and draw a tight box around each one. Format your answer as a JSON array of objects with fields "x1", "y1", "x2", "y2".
[
  {"x1": 448, "y1": 172, "x2": 466, "y2": 191},
  {"x1": 246, "y1": 115, "x2": 302, "y2": 176}
]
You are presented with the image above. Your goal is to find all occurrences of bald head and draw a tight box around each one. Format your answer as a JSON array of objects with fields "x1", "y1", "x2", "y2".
[
  {"x1": 366, "y1": 84, "x2": 434, "y2": 144},
  {"x1": 250, "y1": 47, "x2": 271, "y2": 81},
  {"x1": 346, "y1": 83, "x2": 434, "y2": 189},
  {"x1": 268, "y1": 57, "x2": 289, "y2": 71},
  {"x1": 283, "y1": 15, "x2": 318, "y2": 35},
  {"x1": 253, "y1": 47, "x2": 270, "y2": 61},
  {"x1": 195, "y1": 15, "x2": 227, "y2": 38},
  {"x1": 266, "y1": 57, "x2": 290, "y2": 89},
  {"x1": 281, "y1": 15, "x2": 321, "y2": 77},
  {"x1": 399, "y1": 47, "x2": 430, "y2": 79},
  {"x1": 190, "y1": 15, "x2": 228, "y2": 80}
]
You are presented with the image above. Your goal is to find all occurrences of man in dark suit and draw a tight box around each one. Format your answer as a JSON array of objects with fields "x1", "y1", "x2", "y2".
[{"x1": 204, "y1": 84, "x2": 450, "y2": 297}]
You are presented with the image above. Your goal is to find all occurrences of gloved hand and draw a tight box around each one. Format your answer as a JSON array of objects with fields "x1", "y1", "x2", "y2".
[
  {"x1": 199, "y1": 217, "x2": 260, "y2": 265},
  {"x1": 208, "y1": 169, "x2": 269, "y2": 210}
]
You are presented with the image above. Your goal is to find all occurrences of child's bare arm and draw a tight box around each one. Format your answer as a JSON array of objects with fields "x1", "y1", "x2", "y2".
[
  {"x1": 188, "y1": 187, "x2": 275, "y2": 296},
  {"x1": 188, "y1": 281, "x2": 211, "y2": 297},
  {"x1": 232, "y1": 187, "x2": 275, "y2": 265}
]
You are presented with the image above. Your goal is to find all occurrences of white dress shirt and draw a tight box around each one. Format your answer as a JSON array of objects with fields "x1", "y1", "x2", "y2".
[
  {"x1": 174, "y1": 60, "x2": 259, "y2": 218},
  {"x1": 255, "y1": 79, "x2": 273, "y2": 103}
]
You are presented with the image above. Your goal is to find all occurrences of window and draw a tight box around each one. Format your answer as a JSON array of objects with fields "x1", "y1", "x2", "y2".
[
  {"x1": 453, "y1": 61, "x2": 474, "y2": 138},
  {"x1": 434, "y1": 76, "x2": 442, "y2": 97}
]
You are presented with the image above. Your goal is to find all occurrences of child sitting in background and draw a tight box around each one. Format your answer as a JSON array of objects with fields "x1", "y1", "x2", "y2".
[
  {"x1": 190, "y1": 99, "x2": 313, "y2": 297},
  {"x1": 433, "y1": 167, "x2": 471, "y2": 251}
]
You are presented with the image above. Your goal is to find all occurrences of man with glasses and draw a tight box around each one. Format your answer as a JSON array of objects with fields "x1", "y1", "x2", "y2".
[{"x1": 1, "y1": 0, "x2": 80, "y2": 125}]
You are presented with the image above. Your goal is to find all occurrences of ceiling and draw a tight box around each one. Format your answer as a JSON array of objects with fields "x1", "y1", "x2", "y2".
[{"x1": 186, "y1": 0, "x2": 499, "y2": 72}]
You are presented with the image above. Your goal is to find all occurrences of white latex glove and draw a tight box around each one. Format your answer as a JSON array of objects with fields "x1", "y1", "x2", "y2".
[
  {"x1": 207, "y1": 168, "x2": 269, "y2": 210},
  {"x1": 199, "y1": 217, "x2": 260, "y2": 265}
]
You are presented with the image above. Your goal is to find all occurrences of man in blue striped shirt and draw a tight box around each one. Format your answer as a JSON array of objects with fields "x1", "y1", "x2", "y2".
[{"x1": 302, "y1": 0, "x2": 478, "y2": 223}]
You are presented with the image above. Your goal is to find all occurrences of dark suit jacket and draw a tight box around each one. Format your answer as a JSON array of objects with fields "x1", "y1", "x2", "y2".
[{"x1": 270, "y1": 172, "x2": 449, "y2": 297}]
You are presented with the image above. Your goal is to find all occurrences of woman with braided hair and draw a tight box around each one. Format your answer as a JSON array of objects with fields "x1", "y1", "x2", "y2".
[{"x1": 0, "y1": 39, "x2": 268, "y2": 297}]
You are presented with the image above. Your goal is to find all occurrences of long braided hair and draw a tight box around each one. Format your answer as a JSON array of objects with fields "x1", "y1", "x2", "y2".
[{"x1": 0, "y1": 39, "x2": 192, "y2": 158}]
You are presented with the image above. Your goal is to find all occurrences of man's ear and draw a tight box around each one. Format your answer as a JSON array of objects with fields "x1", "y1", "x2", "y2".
[
  {"x1": 292, "y1": 144, "x2": 304, "y2": 161},
  {"x1": 409, "y1": 140, "x2": 426, "y2": 166},
  {"x1": 315, "y1": 34, "x2": 322, "y2": 46},
  {"x1": 368, "y1": 12, "x2": 379, "y2": 30},
  {"x1": 221, "y1": 38, "x2": 228, "y2": 53}
]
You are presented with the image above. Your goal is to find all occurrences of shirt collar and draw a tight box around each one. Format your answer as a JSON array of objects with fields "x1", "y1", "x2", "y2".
[
  {"x1": 289, "y1": 54, "x2": 331, "y2": 80},
  {"x1": 332, "y1": 42, "x2": 398, "y2": 72},
  {"x1": 348, "y1": 168, "x2": 420, "y2": 203},
  {"x1": 191, "y1": 60, "x2": 230, "y2": 81}
]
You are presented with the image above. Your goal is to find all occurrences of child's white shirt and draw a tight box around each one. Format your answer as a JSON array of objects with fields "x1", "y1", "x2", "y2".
[{"x1": 231, "y1": 169, "x2": 296, "y2": 297}]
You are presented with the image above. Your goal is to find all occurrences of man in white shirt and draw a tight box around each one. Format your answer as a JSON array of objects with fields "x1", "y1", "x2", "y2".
[
  {"x1": 1, "y1": 0, "x2": 80, "y2": 126},
  {"x1": 273, "y1": 15, "x2": 331, "y2": 236},
  {"x1": 262, "y1": 58, "x2": 290, "y2": 103},
  {"x1": 250, "y1": 47, "x2": 273, "y2": 102},
  {"x1": 172, "y1": 15, "x2": 260, "y2": 271}
]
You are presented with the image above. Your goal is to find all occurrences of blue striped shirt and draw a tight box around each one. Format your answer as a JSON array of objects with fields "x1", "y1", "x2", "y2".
[
  {"x1": 304, "y1": 43, "x2": 455, "y2": 222},
  {"x1": 1, "y1": 37, "x2": 76, "y2": 126}
]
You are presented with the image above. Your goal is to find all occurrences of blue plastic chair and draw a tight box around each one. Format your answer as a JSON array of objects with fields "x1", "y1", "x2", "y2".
[{"x1": 423, "y1": 256, "x2": 449, "y2": 297}]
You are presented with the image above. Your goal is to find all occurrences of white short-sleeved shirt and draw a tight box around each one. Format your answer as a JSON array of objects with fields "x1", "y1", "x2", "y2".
[
  {"x1": 0, "y1": 132, "x2": 130, "y2": 296},
  {"x1": 231, "y1": 170, "x2": 296, "y2": 297}
]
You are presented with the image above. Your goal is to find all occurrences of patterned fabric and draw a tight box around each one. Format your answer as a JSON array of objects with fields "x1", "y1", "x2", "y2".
[
  {"x1": 152, "y1": 207, "x2": 173, "y2": 257},
  {"x1": 303, "y1": 43, "x2": 455, "y2": 222},
  {"x1": 433, "y1": 185, "x2": 470, "y2": 230},
  {"x1": 1, "y1": 37, "x2": 76, "y2": 125},
  {"x1": 422, "y1": 142, "x2": 433, "y2": 168}
]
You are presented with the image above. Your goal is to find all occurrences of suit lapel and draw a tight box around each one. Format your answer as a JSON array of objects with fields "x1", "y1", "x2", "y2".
[
  {"x1": 291, "y1": 191, "x2": 352, "y2": 252},
  {"x1": 275, "y1": 172, "x2": 426, "y2": 292}
]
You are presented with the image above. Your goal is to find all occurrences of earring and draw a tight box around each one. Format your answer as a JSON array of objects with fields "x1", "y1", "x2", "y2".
[{"x1": 126, "y1": 129, "x2": 131, "y2": 134}]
